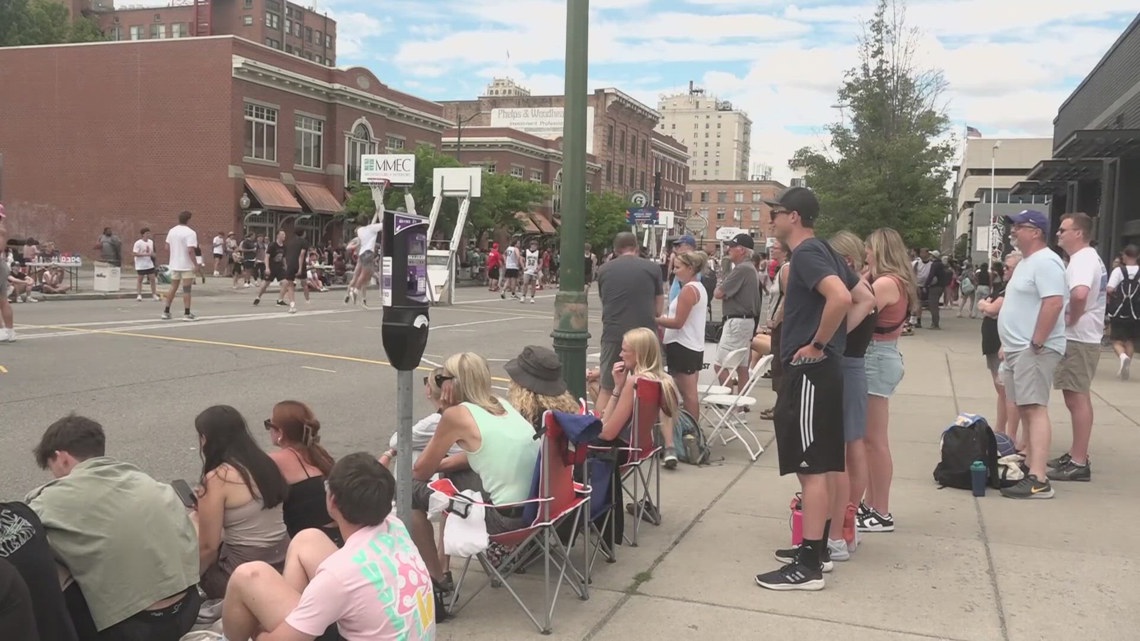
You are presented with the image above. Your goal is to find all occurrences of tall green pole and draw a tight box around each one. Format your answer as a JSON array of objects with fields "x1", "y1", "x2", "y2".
[{"x1": 553, "y1": 0, "x2": 590, "y2": 400}]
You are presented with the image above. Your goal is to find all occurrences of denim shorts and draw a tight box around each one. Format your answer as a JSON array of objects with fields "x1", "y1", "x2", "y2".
[
  {"x1": 865, "y1": 339, "x2": 904, "y2": 398},
  {"x1": 841, "y1": 356, "x2": 868, "y2": 442}
]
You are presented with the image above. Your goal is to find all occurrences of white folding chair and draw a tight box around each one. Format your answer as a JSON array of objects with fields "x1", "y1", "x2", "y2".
[
  {"x1": 698, "y1": 346, "x2": 749, "y2": 399},
  {"x1": 701, "y1": 354, "x2": 772, "y2": 461}
]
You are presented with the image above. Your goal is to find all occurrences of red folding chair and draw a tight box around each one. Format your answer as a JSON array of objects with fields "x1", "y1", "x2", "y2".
[{"x1": 429, "y1": 410, "x2": 590, "y2": 634}]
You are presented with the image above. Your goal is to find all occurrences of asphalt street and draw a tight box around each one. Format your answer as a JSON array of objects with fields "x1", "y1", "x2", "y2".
[{"x1": 0, "y1": 285, "x2": 584, "y2": 497}]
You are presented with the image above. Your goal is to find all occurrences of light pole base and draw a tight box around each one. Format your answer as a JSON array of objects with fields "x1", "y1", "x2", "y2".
[{"x1": 551, "y1": 289, "x2": 590, "y2": 401}]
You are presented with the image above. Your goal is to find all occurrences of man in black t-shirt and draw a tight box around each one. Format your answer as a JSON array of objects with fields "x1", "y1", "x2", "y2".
[
  {"x1": 0, "y1": 502, "x2": 79, "y2": 641},
  {"x1": 282, "y1": 230, "x2": 311, "y2": 314},
  {"x1": 756, "y1": 186, "x2": 858, "y2": 591},
  {"x1": 253, "y1": 229, "x2": 288, "y2": 307}
]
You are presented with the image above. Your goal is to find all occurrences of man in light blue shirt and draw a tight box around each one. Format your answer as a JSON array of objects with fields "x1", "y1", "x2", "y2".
[
  {"x1": 996, "y1": 210, "x2": 1068, "y2": 500},
  {"x1": 668, "y1": 234, "x2": 696, "y2": 303}
]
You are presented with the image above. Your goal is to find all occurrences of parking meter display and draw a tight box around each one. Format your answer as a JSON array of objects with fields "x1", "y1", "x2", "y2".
[{"x1": 407, "y1": 231, "x2": 428, "y2": 303}]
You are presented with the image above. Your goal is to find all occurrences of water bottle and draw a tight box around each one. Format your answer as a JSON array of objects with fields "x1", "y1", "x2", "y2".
[
  {"x1": 970, "y1": 460, "x2": 988, "y2": 497},
  {"x1": 789, "y1": 493, "x2": 803, "y2": 545}
]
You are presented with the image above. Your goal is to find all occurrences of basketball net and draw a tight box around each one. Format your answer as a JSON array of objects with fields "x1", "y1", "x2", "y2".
[{"x1": 368, "y1": 179, "x2": 391, "y2": 225}]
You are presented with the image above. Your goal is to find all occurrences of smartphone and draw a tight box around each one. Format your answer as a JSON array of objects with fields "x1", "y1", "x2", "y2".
[{"x1": 171, "y1": 479, "x2": 197, "y2": 509}]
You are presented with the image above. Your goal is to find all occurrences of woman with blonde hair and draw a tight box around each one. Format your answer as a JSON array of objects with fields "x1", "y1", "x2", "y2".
[
  {"x1": 858, "y1": 228, "x2": 919, "y2": 534},
  {"x1": 599, "y1": 327, "x2": 682, "y2": 463},
  {"x1": 505, "y1": 345, "x2": 581, "y2": 427},
  {"x1": 826, "y1": 231, "x2": 877, "y2": 559},
  {"x1": 379, "y1": 367, "x2": 464, "y2": 469},
  {"x1": 656, "y1": 250, "x2": 708, "y2": 426},
  {"x1": 409, "y1": 352, "x2": 540, "y2": 587}
]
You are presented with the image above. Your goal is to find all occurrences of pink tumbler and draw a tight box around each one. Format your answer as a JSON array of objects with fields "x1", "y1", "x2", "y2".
[{"x1": 790, "y1": 493, "x2": 803, "y2": 546}]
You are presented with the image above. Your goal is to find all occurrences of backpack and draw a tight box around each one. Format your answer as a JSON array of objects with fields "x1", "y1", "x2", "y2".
[
  {"x1": 933, "y1": 413, "x2": 1009, "y2": 490},
  {"x1": 704, "y1": 319, "x2": 724, "y2": 343},
  {"x1": 1109, "y1": 266, "x2": 1140, "y2": 321},
  {"x1": 672, "y1": 409, "x2": 711, "y2": 465},
  {"x1": 959, "y1": 272, "x2": 975, "y2": 296}
]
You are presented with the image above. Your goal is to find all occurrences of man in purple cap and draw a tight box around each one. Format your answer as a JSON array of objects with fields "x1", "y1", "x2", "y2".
[{"x1": 997, "y1": 209, "x2": 1068, "y2": 499}]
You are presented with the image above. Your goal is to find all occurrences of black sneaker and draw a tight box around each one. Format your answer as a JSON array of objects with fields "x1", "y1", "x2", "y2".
[
  {"x1": 253, "y1": 298, "x2": 261, "y2": 306},
  {"x1": 856, "y1": 502, "x2": 871, "y2": 519},
  {"x1": 1046, "y1": 459, "x2": 1091, "y2": 482},
  {"x1": 1046, "y1": 452, "x2": 1072, "y2": 469},
  {"x1": 755, "y1": 559, "x2": 824, "y2": 591},
  {"x1": 773, "y1": 545, "x2": 833, "y2": 573},
  {"x1": 856, "y1": 508, "x2": 894, "y2": 532},
  {"x1": 1000, "y1": 474, "x2": 1054, "y2": 499}
]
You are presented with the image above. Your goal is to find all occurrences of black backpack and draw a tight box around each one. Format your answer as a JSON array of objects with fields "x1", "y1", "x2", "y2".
[
  {"x1": 1109, "y1": 266, "x2": 1140, "y2": 321},
  {"x1": 933, "y1": 413, "x2": 1003, "y2": 490}
]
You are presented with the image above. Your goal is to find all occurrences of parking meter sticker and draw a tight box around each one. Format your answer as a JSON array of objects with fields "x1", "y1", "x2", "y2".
[
  {"x1": 382, "y1": 257, "x2": 393, "y2": 307},
  {"x1": 393, "y1": 214, "x2": 425, "y2": 235}
]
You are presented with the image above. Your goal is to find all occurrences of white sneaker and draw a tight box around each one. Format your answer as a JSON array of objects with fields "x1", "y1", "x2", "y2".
[
  {"x1": 153, "y1": 294, "x2": 161, "y2": 301},
  {"x1": 136, "y1": 295, "x2": 143, "y2": 302},
  {"x1": 3, "y1": 328, "x2": 14, "y2": 342},
  {"x1": 289, "y1": 303, "x2": 297, "y2": 314},
  {"x1": 827, "y1": 539, "x2": 850, "y2": 562},
  {"x1": 1120, "y1": 355, "x2": 1131, "y2": 381}
]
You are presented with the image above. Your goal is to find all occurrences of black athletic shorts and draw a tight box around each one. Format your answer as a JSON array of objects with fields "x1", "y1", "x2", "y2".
[
  {"x1": 283, "y1": 264, "x2": 301, "y2": 282},
  {"x1": 505, "y1": 268, "x2": 520, "y2": 279},
  {"x1": 772, "y1": 356, "x2": 845, "y2": 476},
  {"x1": 1110, "y1": 318, "x2": 1140, "y2": 343},
  {"x1": 136, "y1": 268, "x2": 156, "y2": 276},
  {"x1": 664, "y1": 342, "x2": 703, "y2": 375},
  {"x1": 489, "y1": 266, "x2": 500, "y2": 279}
]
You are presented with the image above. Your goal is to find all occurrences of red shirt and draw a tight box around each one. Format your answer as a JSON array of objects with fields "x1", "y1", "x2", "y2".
[{"x1": 487, "y1": 250, "x2": 501, "y2": 269}]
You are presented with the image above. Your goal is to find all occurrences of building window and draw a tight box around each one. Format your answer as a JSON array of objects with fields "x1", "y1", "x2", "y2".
[
  {"x1": 285, "y1": 44, "x2": 293, "y2": 53},
  {"x1": 471, "y1": 162, "x2": 496, "y2": 174},
  {"x1": 752, "y1": 191, "x2": 762, "y2": 203},
  {"x1": 385, "y1": 136, "x2": 404, "y2": 152},
  {"x1": 292, "y1": 21, "x2": 301, "y2": 36},
  {"x1": 265, "y1": 11, "x2": 280, "y2": 29},
  {"x1": 294, "y1": 115, "x2": 323, "y2": 170},
  {"x1": 641, "y1": 139, "x2": 647, "y2": 159},
  {"x1": 510, "y1": 166, "x2": 525, "y2": 179},
  {"x1": 630, "y1": 134, "x2": 637, "y2": 156},
  {"x1": 265, "y1": 37, "x2": 280, "y2": 48},
  {"x1": 151, "y1": 23, "x2": 165, "y2": 38},
  {"x1": 243, "y1": 0, "x2": 252, "y2": 7},
  {"x1": 244, "y1": 103, "x2": 278, "y2": 162},
  {"x1": 734, "y1": 190, "x2": 744, "y2": 203},
  {"x1": 345, "y1": 123, "x2": 377, "y2": 185},
  {"x1": 315, "y1": 30, "x2": 322, "y2": 43},
  {"x1": 606, "y1": 125, "x2": 614, "y2": 147},
  {"x1": 699, "y1": 191, "x2": 709, "y2": 203},
  {"x1": 531, "y1": 170, "x2": 543, "y2": 183},
  {"x1": 325, "y1": 34, "x2": 332, "y2": 47},
  {"x1": 716, "y1": 191, "x2": 727, "y2": 203},
  {"x1": 639, "y1": 171, "x2": 645, "y2": 191},
  {"x1": 716, "y1": 208, "x2": 726, "y2": 221},
  {"x1": 108, "y1": 25, "x2": 122, "y2": 40},
  {"x1": 605, "y1": 161, "x2": 612, "y2": 182},
  {"x1": 129, "y1": 25, "x2": 144, "y2": 39},
  {"x1": 243, "y1": 15, "x2": 253, "y2": 25},
  {"x1": 619, "y1": 131, "x2": 625, "y2": 152},
  {"x1": 733, "y1": 208, "x2": 743, "y2": 222},
  {"x1": 305, "y1": 26, "x2": 313, "y2": 42},
  {"x1": 617, "y1": 164, "x2": 624, "y2": 185},
  {"x1": 171, "y1": 22, "x2": 187, "y2": 37},
  {"x1": 285, "y1": 18, "x2": 292, "y2": 33},
  {"x1": 751, "y1": 209, "x2": 761, "y2": 222}
]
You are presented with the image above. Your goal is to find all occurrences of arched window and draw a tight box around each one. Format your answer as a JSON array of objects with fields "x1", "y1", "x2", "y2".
[
  {"x1": 345, "y1": 120, "x2": 377, "y2": 186},
  {"x1": 552, "y1": 169, "x2": 563, "y2": 216}
]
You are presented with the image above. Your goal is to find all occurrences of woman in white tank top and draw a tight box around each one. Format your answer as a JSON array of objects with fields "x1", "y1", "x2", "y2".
[{"x1": 656, "y1": 250, "x2": 709, "y2": 421}]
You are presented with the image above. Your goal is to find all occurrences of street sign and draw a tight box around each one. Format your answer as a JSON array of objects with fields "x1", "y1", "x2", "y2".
[
  {"x1": 684, "y1": 214, "x2": 707, "y2": 233},
  {"x1": 361, "y1": 154, "x2": 416, "y2": 185},
  {"x1": 629, "y1": 190, "x2": 649, "y2": 208},
  {"x1": 626, "y1": 206, "x2": 659, "y2": 225},
  {"x1": 716, "y1": 226, "x2": 744, "y2": 241}
]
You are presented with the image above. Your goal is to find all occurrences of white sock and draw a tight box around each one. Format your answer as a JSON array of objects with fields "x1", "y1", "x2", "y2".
[{"x1": 1121, "y1": 353, "x2": 1129, "y2": 362}]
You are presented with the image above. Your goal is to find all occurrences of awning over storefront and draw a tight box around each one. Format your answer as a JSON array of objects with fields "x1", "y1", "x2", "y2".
[
  {"x1": 1026, "y1": 158, "x2": 1103, "y2": 183},
  {"x1": 515, "y1": 211, "x2": 541, "y2": 234},
  {"x1": 1054, "y1": 129, "x2": 1140, "y2": 159},
  {"x1": 1009, "y1": 180, "x2": 1066, "y2": 196},
  {"x1": 531, "y1": 213, "x2": 556, "y2": 234},
  {"x1": 245, "y1": 176, "x2": 302, "y2": 212},
  {"x1": 295, "y1": 182, "x2": 343, "y2": 215}
]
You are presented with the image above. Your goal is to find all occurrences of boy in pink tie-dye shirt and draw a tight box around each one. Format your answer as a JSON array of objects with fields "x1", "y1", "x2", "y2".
[{"x1": 223, "y1": 453, "x2": 436, "y2": 641}]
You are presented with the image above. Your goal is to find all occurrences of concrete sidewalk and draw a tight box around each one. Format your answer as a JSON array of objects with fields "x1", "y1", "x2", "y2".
[{"x1": 434, "y1": 315, "x2": 1140, "y2": 641}]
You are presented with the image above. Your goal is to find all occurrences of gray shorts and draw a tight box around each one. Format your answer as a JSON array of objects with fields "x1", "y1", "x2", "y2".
[
  {"x1": 411, "y1": 468, "x2": 527, "y2": 535},
  {"x1": 599, "y1": 340, "x2": 622, "y2": 392},
  {"x1": 1001, "y1": 348, "x2": 1063, "y2": 407},
  {"x1": 0, "y1": 260, "x2": 8, "y2": 297},
  {"x1": 358, "y1": 250, "x2": 376, "y2": 270},
  {"x1": 716, "y1": 318, "x2": 754, "y2": 365},
  {"x1": 841, "y1": 356, "x2": 868, "y2": 442}
]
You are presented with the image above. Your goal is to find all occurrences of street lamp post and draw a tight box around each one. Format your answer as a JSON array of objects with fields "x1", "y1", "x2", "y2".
[
  {"x1": 553, "y1": 0, "x2": 590, "y2": 400},
  {"x1": 454, "y1": 112, "x2": 480, "y2": 164},
  {"x1": 988, "y1": 140, "x2": 1001, "y2": 264}
]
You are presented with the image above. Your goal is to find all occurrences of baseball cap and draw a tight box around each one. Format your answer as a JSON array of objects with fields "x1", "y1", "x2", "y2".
[
  {"x1": 673, "y1": 234, "x2": 696, "y2": 247},
  {"x1": 1004, "y1": 209, "x2": 1049, "y2": 233},
  {"x1": 763, "y1": 186, "x2": 820, "y2": 223},
  {"x1": 930, "y1": 250, "x2": 941, "y2": 259},
  {"x1": 726, "y1": 233, "x2": 755, "y2": 250}
]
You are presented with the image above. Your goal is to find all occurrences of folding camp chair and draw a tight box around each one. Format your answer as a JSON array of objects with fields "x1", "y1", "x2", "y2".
[
  {"x1": 430, "y1": 412, "x2": 590, "y2": 634},
  {"x1": 698, "y1": 346, "x2": 750, "y2": 399},
  {"x1": 701, "y1": 354, "x2": 772, "y2": 461}
]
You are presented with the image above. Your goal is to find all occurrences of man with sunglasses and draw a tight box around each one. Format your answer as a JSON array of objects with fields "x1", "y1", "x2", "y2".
[
  {"x1": 755, "y1": 186, "x2": 860, "y2": 591},
  {"x1": 997, "y1": 210, "x2": 1068, "y2": 499}
]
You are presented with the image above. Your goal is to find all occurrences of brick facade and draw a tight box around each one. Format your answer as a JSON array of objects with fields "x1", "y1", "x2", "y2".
[
  {"x1": 685, "y1": 180, "x2": 785, "y2": 253},
  {"x1": 0, "y1": 36, "x2": 447, "y2": 258},
  {"x1": 650, "y1": 132, "x2": 690, "y2": 216}
]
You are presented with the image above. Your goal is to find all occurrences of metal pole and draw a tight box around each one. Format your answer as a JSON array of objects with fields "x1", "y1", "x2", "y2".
[
  {"x1": 989, "y1": 150, "x2": 995, "y2": 263},
  {"x1": 552, "y1": 0, "x2": 590, "y2": 401},
  {"x1": 395, "y1": 369, "x2": 414, "y2": 524},
  {"x1": 456, "y1": 120, "x2": 462, "y2": 164}
]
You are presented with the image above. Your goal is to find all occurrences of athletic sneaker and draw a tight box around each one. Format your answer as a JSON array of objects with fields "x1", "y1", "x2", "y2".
[
  {"x1": 161, "y1": 312, "x2": 172, "y2": 320},
  {"x1": 856, "y1": 501, "x2": 871, "y2": 520},
  {"x1": 276, "y1": 299, "x2": 287, "y2": 307},
  {"x1": 3, "y1": 328, "x2": 15, "y2": 342},
  {"x1": 1119, "y1": 355, "x2": 1131, "y2": 380},
  {"x1": 827, "y1": 539, "x2": 850, "y2": 562},
  {"x1": 857, "y1": 508, "x2": 894, "y2": 532},
  {"x1": 1000, "y1": 474, "x2": 1054, "y2": 499},
  {"x1": 519, "y1": 297, "x2": 525, "y2": 304},
  {"x1": 773, "y1": 545, "x2": 833, "y2": 573},
  {"x1": 1046, "y1": 452, "x2": 1072, "y2": 469},
  {"x1": 663, "y1": 447, "x2": 678, "y2": 470},
  {"x1": 253, "y1": 298, "x2": 260, "y2": 306},
  {"x1": 182, "y1": 313, "x2": 198, "y2": 322},
  {"x1": 1046, "y1": 460, "x2": 1091, "y2": 482},
  {"x1": 136, "y1": 295, "x2": 143, "y2": 302},
  {"x1": 755, "y1": 550, "x2": 825, "y2": 591},
  {"x1": 501, "y1": 291, "x2": 506, "y2": 299},
  {"x1": 288, "y1": 303, "x2": 297, "y2": 314}
]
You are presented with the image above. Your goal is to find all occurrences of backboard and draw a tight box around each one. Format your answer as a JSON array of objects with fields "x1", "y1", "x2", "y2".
[{"x1": 433, "y1": 167, "x2": 483, "y2": 198}]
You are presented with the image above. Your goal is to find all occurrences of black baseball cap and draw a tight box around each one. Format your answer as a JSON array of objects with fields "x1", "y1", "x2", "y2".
[
  {"x1": 726, "y1": 233, "x2": 754, "y2": 250},
  {"x1": 763, "y1": 186, "x2": 820, "y2": 224}
]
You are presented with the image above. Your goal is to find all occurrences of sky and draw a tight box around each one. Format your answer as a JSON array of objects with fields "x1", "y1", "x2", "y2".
[{"x1": 315, "y1": 0, "x2": 1137, "y2": 183}]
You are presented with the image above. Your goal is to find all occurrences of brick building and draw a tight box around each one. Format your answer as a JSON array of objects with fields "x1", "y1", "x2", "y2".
[
  {"x1": 439, "y1": 79, "x2": 688, "y2": 200},
  {"x1": 651, "y1": 132, "x2": 690, "y2": 215},
  {"x1": 685, "y1": 180, "x2": 786, "y2": 252},
  {"x1": 64, "y1": 0, "x2": 337, "y2": 65},
  {"x1": 440, "y1": 126, "x2": 602, "y2": 231},
  {"x1": 0, "y1": 36, "x2": 448, "y2": 257}
]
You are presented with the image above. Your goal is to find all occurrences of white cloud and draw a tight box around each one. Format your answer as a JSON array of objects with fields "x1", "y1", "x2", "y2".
[{"x1": 325, "y1": 10, "x2": 383, "y2": 59}]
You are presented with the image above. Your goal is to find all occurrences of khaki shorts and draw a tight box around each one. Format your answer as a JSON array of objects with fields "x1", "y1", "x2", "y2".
[
  {"x1": 1054, "y1": 340, "x2": 1101, "y2": 393},
  {"x1": 170, "y1": 270, "x2": 197, "y2": 282},
  {"x1": 716, "y1": 317, "x2": 754, "y2": 365},
  {"x1": 1001, "y1": 348, "x2": 1062, "y2": 407}
]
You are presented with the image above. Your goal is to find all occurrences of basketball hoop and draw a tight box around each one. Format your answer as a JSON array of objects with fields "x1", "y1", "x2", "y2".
[{"x1": 368, "y1": 179, "x2": 392, "y2": 224}]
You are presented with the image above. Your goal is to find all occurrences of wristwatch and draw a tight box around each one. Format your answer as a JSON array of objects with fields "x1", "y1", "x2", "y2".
[
  {"x1": 812, "y1": 341, "x2": 825, "y2": 351},
  {"x1": 1030, "y1": 342, "x2": 1044, "y2": 352}
]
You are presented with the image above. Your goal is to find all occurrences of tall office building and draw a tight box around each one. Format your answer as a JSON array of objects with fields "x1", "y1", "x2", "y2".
[{"x1": 655, "y1": 81, "x2": 751, "y2": 181}]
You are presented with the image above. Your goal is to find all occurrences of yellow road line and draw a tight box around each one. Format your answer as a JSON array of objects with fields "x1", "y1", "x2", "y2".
[
  {"x1": 30, "y1": 324, "x2": 513, "y2": 382},
  {"x1": 0, "y1": 365, "x2": 7, "y2": 374}
]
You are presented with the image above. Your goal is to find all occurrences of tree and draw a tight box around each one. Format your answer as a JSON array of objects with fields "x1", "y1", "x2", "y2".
[
  {"x1": 790, "y1": 0, "x2": 953, "y2": 249},
  {"x1": 1, "y1": 0, "x2": 106, "y2": 47},
  {"x1": 584, "y1": 191, "x2": 631, "y2": 253},
  {"x1": 468, "y1": 172, "x2": 551, "y2": 241}
]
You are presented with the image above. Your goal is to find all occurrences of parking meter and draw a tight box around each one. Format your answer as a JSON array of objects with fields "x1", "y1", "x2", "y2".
[{"x1": 381, "y1": 209, "x2": 430, "y2": 370}]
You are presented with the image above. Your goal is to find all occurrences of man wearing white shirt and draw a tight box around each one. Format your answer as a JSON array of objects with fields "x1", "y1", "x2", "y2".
[
  {"x1": 133, "y1": 228, "x2": 160, "y2": 302},
  {"x1": 347, "y1": 222, "x2": 382, "y2": 305},
  {"x1": 162, "y1": 211, "x2": 199, "y2": 321},
  {"x1": 1048, "y1": 212, "x2": 1106, "y2": 482}
]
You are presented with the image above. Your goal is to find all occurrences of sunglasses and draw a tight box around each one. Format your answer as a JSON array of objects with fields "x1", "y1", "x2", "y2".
[
  {"x1": 769, "y1": 208, "x2": 791, "y2": 221},
  {"x1": 263, "y1": 419, "x2": 276, "y2": 431},
  {"x1": 424, "y1": 373, "x2": 455, "y2": 387}
]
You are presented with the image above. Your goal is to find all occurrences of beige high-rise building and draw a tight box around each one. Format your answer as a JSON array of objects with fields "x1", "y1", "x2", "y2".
[{"x1": 656, "y1": 82, "x2": 751, "y2": 181}]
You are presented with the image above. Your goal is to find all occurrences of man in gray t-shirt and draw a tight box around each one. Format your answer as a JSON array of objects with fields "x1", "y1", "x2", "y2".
[
  {"x1": 595, "y1": 232, "x2": 664, "y2": 408},
  {"x1": 714, "y1": 233, "x2": 761, "y2": 391}
]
